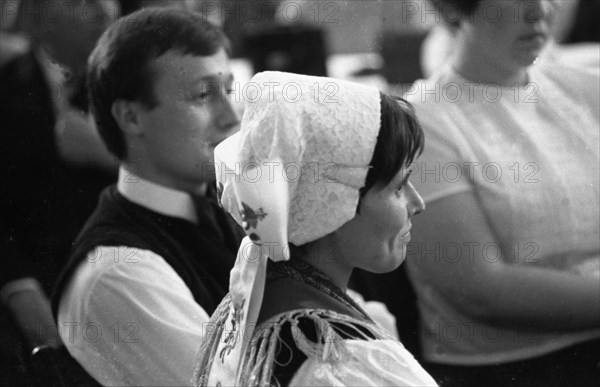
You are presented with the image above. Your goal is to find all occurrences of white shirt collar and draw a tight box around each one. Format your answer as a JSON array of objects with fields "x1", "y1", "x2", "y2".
[
  {"x1": 35, "y1": 47, "x2": 67, "y2": 114},
  {"x1": 117, "y1": 166, "x2": 198, "y2": 224},
  {"x1": 35, "y1": 47, "x2": 65, "y2": 85}
]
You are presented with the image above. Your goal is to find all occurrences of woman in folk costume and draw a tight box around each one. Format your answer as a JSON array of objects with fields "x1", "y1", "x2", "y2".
[{"x1": 194, "y1": 71, "x2": 436, "y2": 386}]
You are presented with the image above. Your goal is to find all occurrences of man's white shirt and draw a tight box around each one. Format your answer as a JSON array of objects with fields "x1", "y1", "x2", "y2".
[{"x1": 58, "y1": 167, "x2": 210, "y2": 386}]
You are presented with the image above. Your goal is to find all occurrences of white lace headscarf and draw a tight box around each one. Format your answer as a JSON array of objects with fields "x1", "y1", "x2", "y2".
[{"x1": 206, "y1": 71, "x2": 381, "y2": 386}]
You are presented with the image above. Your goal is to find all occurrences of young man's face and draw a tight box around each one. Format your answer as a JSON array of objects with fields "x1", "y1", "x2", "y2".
[{"x1": 136, "y1": 48, "x2": 240, "y2": 194}]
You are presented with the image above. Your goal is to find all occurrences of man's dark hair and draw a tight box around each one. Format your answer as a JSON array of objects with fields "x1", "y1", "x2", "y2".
[
  {"x1": 360, "y1": 93, "x2": 425, "y2": 197},
  {"x1": 87, "y1": 7, "x2": 230, "y2": 160},
  {"x1": 430, "y1": 0, "x2": 482, "y2": 27},
  {"x1": 430, "y1": 0, "x2": 482, "y2": 16}
]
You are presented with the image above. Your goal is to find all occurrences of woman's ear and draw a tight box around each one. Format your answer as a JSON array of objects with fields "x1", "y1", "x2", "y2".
[
  {"x1": 441, "y1": 15, "x2": 462, "y2": 34},
  {"x1": 111, "y1": 99, "x2": 144, "y2": 136}
]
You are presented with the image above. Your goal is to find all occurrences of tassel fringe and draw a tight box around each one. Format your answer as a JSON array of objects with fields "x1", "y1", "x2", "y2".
[{"x1": 194, "y1": 302, "x2": 394, "y2": 387}]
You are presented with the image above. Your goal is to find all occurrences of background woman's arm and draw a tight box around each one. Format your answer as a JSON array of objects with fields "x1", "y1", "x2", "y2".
[{"x1": 407, "y1": 190, "x2": 600, "y2": 332}]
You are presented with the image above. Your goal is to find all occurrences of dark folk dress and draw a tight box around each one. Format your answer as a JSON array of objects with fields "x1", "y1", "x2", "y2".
[{"x1": 195, "y1": 260, "x2": 436, "y2": 386}]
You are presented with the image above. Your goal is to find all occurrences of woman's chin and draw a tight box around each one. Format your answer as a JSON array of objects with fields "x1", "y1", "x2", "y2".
[
  {"x1": 515, "y1": 48, "x2": 544, "y2": 68},
  {"x1": 370, "y1": 251, "x2": 407, "y2": 274}
]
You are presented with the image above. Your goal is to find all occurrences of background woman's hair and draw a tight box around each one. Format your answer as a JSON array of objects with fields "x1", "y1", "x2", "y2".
[{"x1": 360, "y1": 93, "x2": 424, "y2": 197}]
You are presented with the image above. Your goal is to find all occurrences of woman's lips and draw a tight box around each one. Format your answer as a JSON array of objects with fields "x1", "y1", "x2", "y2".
[{"x1": 519, "y1": 32, "x2": 547, "y2": 45}]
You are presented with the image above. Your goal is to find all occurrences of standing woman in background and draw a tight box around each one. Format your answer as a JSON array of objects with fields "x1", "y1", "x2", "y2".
[{"x1": 405, "y1": 1, "x2": 600, "y2": 386}]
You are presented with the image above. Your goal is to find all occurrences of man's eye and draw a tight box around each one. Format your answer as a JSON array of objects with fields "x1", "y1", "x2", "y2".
[{"x1": 191, "y1": 92, "x2": 211, "y2": 103}]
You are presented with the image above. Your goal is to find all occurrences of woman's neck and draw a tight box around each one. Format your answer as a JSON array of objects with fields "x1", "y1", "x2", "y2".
[
  {"x1": 452, "y1": 37, "x2": 530, "y2": 87},
  {"x1": 293, "y1": 238, "x2": 352, "y2": 292}
]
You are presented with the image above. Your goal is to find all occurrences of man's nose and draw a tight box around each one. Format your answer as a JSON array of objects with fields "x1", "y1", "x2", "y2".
[{"x1": 217, "y1": 97, "x2": 240, "y2": 134}]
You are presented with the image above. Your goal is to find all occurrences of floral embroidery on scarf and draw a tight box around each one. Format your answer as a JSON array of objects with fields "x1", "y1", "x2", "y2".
[
  {"x1": 219, "y1": 298, "x2": 246, "y2": 363},
  {"x1": 240, "y1": 202, "x2": 267, "y2": 241},
  {"x1": 216, "y1": 182, "x2": 224, "y2": 207}
]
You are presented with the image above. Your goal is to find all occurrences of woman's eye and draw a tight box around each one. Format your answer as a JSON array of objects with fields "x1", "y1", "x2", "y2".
[
  {"x1": 396, "y1": 178, "x2": 410, "y2": 195},
  {"x1": 395, "y1": 185, "x2": 405, "y2": 197}
]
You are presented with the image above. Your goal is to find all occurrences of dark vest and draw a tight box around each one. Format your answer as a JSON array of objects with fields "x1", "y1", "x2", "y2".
[{"x1": 51, "y1": 185, "x2": 244, "y2": 318}]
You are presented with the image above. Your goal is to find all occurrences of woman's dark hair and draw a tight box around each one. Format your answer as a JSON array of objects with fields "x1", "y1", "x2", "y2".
[
  {"x1": 87, "y1": 7, "x2": 230, "y2": 160},
  {"x1": 360, "y1": 93, "x2": 424, "y2": 197}
]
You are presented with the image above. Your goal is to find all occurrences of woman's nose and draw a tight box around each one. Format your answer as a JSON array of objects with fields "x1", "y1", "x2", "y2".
[
  {"x1": 407, "y1": 182, "x2": 425, "y2": 216},
  {"x1": 523, "y1": 0, "x2": 556, "y2": 23}
]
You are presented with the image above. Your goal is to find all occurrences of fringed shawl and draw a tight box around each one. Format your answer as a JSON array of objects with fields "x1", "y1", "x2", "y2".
[
  {"x1": 194, "y1": 260, "x2": 397, "y2": 386},
  {"x1": 194, "y1": 294, "x2": 396, "y2": 387}
]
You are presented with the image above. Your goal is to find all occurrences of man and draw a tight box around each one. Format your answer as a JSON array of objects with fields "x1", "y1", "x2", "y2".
[{"x1": 52, "y1": 8, "x2": 243, "y2": 386}]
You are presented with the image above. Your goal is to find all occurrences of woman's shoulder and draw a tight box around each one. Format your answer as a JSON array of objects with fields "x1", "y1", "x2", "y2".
[
  {"x1": 259, "y1": 262, "x2": 374, "y2": 324},
  {"x1": 254, "y1": 308, "x2": 435, "y2": 387},
  {"x1": 250, "y1": 307, "x2": 400, "y2": 387},
  {"x1": 289, "y1": 338, "x2": 438, "y2": 386},
  {"x1": 404, "y1": 67, "x2": 454, "y2": 107},
  {"x1": 403, "y1": 66, "x2": 480, "y2": 133},
  {"x1": 258, "y1": 275, "x2": 355, "y2": 323},
  {"x1": 535, "y1": 59, "x2": 600, "y2": 103}
]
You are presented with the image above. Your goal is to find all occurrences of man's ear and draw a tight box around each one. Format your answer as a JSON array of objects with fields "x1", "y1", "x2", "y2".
[{"x1": 111, "y1": 99, "x2": 144, "y2": 136}]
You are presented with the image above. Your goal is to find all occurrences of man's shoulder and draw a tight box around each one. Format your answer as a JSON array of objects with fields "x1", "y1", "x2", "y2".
[
  {"x1": 59, "y1": 246, "x2": 188, "y2": 314},
  {"x1": 53, "y1": 197, "x2": 173, "y2": 318},
  {"x1": 75, "y1": 186, "x2": 159, "y2": 249},
  {"x1": 57, "y1": 245, "x2": 205, "y2": 386}
]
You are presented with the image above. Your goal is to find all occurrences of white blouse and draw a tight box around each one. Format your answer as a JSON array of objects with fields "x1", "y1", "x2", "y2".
[{"x1": 406, "y1": 61, "x2": 600, "y2": 364}]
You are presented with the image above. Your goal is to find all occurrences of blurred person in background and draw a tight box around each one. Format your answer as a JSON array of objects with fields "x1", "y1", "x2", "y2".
[
  {"x1": 421, "y1": 0, "x2": 599, "y2": 77},
  {"x1": 403, "y1": 0, "x2": 599, "y2": 386},
  {"x1": 0, "y1": 0, "x2": 118, "y2": 383}
]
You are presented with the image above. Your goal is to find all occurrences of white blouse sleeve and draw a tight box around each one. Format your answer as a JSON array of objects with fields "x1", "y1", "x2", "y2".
[
  {"x1": 289, "y1": 339, "x2": 438, "y2": 386},
  {"x1": 346, "y1": 288, "x2": 399, "y2": 339}
]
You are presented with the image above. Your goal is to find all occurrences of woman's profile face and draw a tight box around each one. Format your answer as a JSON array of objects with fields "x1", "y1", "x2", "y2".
[
  {"x1": 461, "y1": 0, "x2": 556, "y2": 69},
  {"x1": 333, "y1": 167, "x2": 425, "y2": 274}
]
